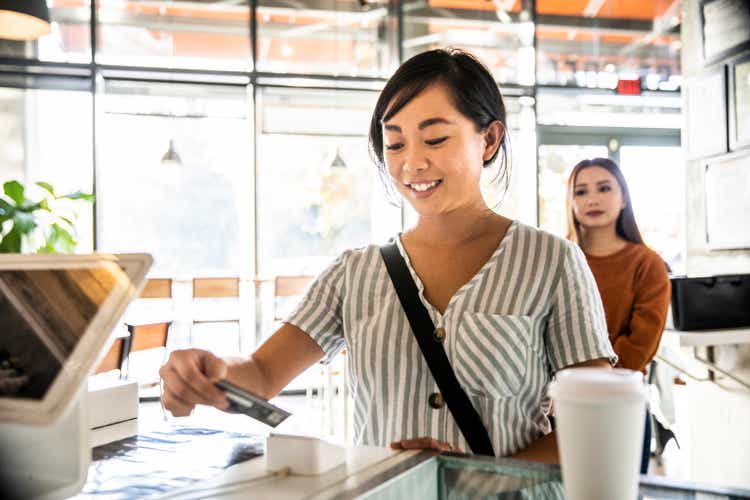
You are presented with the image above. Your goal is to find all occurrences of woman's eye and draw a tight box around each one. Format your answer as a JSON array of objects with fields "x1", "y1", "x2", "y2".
[
  {"x1": 599, "y1": 185, "x2": 611, "y2": 192},
  {"x1": 574, "y1": 190, "x2": 586, "y2": 197},
  {"x1": 385, "y1": 143, "x2": 403, "y2": 151},
  {"x1": 425, "y1": 137, "x2": 448, "y2": 146}
]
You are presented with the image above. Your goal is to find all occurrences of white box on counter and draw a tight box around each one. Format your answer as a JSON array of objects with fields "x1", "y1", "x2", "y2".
[{"x1": 87, "y1": 376, "x2": 138, "y2": 447}]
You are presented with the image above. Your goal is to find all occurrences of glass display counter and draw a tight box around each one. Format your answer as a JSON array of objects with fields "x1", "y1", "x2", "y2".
[
  {"x1": 353, "y1": 453, "x2": 750, "y2": 500},
  {"x1": 74, "y1": 413, "x2": 750, "y2": 500}
]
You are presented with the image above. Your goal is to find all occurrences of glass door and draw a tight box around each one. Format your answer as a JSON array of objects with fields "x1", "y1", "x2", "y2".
[{"x1": 619, "y1": 145, "x2": 685, "y2": 273}]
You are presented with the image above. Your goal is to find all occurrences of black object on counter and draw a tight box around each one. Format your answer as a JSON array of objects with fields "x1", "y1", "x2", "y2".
[{"x1": 670, "y1": 274, "x2": 750, "y2": 330}]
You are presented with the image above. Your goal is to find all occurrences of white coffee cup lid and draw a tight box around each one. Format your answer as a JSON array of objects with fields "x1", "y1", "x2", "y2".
[{"x1": 550, "y1": 367, "x2": 645, "y2": 404}]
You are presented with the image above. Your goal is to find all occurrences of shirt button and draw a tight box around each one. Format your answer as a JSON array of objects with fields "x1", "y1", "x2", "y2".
[
  {"x1": 428, "y1": 392, "x2": 445, "y2": 409},
  {"x1": 433, "y1": 327, "x2": 446, "y2": 343}
]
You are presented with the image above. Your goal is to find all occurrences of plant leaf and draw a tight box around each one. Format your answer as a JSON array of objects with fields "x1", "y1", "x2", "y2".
[
  {"x1": 36, "y1": 181, "x2": 55, "y2": 196},
  {"x1": 12, "y1": 212, "x2": 37, "y2": 235},
  {"x1": 0, "y1": 198, "x2": 14, "y2": 222},
  {"x1": 0, "y1": 226, "x2": 22, "y2": 253},
  {"x1": 48, "y1": 223, "x2": 77, "y2": 253},
  {"x1": 60, "y1": 191, "x2": 95, "y2": 202},
  {"x1": 3, "y1": 181, "x2": 25, "y2": 205},
  {"x1": 58, "y1": 215, "x2": 74, "y2": 227},
  {"x1": 20, "y1": 201, "x2": 43, "y2": 212}
]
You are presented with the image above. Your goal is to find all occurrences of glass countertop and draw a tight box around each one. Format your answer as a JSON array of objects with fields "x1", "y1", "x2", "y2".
[{"x1": 358, "y1": 453, "x2": 750, "y2": 500}]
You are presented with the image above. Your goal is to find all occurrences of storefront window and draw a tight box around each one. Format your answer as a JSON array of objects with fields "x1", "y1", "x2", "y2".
[
  {"x1": 256, "y1": 87, "x2": 400, "y2": 277},
  {"x1": 256, "y1": 0, "x2": 392, "y2": 77},
  {"x1": 96, "y1": 0, "x2": 251, "y2": 70}
]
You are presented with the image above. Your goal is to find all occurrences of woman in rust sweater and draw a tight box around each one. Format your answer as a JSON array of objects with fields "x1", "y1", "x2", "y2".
[{"x1": 565, "y1": 157, "x2": 670, "y2": 473}]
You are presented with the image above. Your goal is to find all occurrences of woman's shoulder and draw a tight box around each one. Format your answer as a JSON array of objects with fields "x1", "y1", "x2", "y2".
[
  {"x1": 509, "y1": 221, "x2": 579, "y2": 255},
  {"x1": 500, "y1": 222, "x2": 582, "y2": 280},
  {"x1": 329, "y1": 244, "x2": 382, "y2": 267},
  {"x1": 631, "y1": 243, "x2": 670, "y2": 276},
  {"x1": 311, "y1": 244, "x2": 383, "y2": 291}
]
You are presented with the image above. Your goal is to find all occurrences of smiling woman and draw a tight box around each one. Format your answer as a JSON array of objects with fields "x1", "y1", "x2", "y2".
[
  {"x1": 377, "y1": 84, "x2": 504, "y2": 217},
  {"x1": 158, "y1": 49, "x2": 615, "y2": 463},
  {"x1": 369, "y1": 50, "x2": 510, "y2": 208}
]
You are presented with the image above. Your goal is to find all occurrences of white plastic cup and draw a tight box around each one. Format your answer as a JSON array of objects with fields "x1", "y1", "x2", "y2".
[{"x1": 550, "y1": 367, "x2": 646, "y2": 500}]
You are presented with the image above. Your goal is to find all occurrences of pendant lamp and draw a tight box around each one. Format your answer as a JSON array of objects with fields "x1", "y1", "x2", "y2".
[
  {"x1": 0, "y1": 0, "x2": 51, "y2": 41},
  {"x1": 161, "y1": 139, "x2": 182, "y2": 168}
]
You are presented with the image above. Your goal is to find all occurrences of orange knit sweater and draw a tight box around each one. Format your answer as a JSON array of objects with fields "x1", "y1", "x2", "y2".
[{"x1": 584, "y1": 243, "x2": 671, "y2": 374}]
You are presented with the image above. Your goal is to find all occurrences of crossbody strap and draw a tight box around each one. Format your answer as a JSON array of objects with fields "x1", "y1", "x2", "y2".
[{"x1": 380, "y1": 242, "x2": 495, "y2": 456}]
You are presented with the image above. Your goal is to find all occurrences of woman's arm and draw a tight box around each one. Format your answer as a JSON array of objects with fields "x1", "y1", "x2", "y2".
[
  {"x1": 160, "y1": 323, "x2": 324, "y2": 416},
  {"x1": 613, "y1": 255, "x2": 670, "y2": 372},
  {"x1": 509, "y1": 357, "x2": 611, "y2": 464},
  {"x1": 226, "y1": 323, "x2": 325, "y2": 400}
]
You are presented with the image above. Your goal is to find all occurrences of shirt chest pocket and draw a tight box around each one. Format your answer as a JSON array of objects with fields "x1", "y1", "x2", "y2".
[{"x1": 453, "y1": 313, "x2": 536, "y2": 400}]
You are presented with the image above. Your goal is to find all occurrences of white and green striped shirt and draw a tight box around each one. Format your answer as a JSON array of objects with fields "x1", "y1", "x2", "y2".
[{"x1": 286, "y1": 221, "x2": 616, "y2": 456}]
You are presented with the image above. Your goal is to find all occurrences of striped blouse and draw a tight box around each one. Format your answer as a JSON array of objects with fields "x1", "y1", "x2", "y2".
[{"x1": 286, "y1": 221, "x2": 616, "y2": 456}]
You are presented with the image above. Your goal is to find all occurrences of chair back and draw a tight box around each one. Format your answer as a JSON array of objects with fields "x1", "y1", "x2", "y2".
[
  {"x1": 273, "y1": 275, "x2": 314, "y2": 321},
  {"x1": 140, "y1": 278, "x2": 172, "y2": 299},
  {"x1": 95, "y1": 337, "x2": 126, "y2": 374},
  {"x1": 129, "y1": 322, "x2": 170, "y2": 352},
  {"x1": 192, "y1": 277, "x2": 240, "y2": 298}
]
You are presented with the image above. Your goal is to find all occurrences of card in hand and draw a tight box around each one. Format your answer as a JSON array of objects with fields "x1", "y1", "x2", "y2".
[{"x1": 215, "y1": 379, "x2": 291, "y2": 427}]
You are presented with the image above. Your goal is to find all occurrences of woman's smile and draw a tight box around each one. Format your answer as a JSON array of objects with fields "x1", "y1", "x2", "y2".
[{"x1": 406, "y1": 179, "x2": 443, "y2": 197}]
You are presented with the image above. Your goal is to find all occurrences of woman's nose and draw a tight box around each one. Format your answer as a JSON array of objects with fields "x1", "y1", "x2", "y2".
[{"x1": 403, "y1": 148, "x2": 428, "y2": 173}]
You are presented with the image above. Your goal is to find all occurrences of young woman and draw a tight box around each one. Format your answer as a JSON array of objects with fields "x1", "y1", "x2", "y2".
[
  {"x1": 160, "y1": 49, "x2": 615, "y2": 463},
  {"x1": 566, "y1": 157, "x2": 671, "y2": 472}
]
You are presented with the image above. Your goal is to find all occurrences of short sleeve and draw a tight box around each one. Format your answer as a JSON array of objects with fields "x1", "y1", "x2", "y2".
[
  {"x1": 545, "y1": 241, "x2": 617, "y2": 373},
  {"x1": 284, "y1": 252, "x2": 348, "y2": 364}
]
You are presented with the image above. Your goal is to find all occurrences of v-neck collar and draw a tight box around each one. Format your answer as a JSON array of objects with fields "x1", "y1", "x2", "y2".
[{"x1": 394, "y1": 220, "x2": 518, "y2": 320}]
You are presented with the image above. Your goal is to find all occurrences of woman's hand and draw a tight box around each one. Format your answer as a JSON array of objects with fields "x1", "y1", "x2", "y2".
[
  {"x1": 390, "y1": 437, "x2": 458, "y2": 452},
  {"x1": 159, "y1": 349, "x2": 230, "y2": 417}
]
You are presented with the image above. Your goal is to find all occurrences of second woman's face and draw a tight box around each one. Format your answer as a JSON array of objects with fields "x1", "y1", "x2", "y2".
[
  {"x1": 572, "y1": 166, "x2": 626, "y2": 230},
  {"x1": 381, "y1": 83, "x2": 496, "y2": 217}
]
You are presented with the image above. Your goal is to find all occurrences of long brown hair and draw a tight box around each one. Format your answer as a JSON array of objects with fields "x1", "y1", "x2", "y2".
[{"x1": 565, "y1": 157, "x2": 644, "y2": 246}]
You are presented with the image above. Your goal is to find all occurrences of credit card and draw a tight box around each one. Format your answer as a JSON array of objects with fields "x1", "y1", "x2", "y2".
[{"x1": 215, "y1": 379, "x2": 291, "y2": 427}]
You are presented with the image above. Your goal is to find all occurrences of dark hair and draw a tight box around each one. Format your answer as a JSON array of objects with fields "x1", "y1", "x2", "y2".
[
  {"x1": 565, "y1": 157, "x2": 644, "y2": 245},
  {"x1": 368, "y1": 48, "x2": 510, "y2": 203}
]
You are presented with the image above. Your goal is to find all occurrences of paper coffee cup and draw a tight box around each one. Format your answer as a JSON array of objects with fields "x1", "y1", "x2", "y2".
[{"x1": 550, "y1": 368, "x2": 646, "y2": 500}]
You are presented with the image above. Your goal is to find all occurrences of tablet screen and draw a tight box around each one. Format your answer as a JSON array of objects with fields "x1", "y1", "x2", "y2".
[{"x1": 0, "y1": 266, "x2": 123, "y2": 400}]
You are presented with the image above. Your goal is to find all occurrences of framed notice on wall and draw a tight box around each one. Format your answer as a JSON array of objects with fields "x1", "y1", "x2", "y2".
[
  {"x1": 729, "y1": 55, "x2": 750, "y2": 150},
  {"x1": 701, "y1": 0, "x2": 750, "y2": 63},
  {"x1": 686, "y1": 67, "x2": 727, "y2": 159},
  {"x1": 705, "y1": 154, "x2": 750, "y2": 250}
]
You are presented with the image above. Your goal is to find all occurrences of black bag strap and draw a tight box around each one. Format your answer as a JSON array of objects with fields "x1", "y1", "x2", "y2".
[{"x1": 380, "y1": 242, "x2": 495, "y2": 456}]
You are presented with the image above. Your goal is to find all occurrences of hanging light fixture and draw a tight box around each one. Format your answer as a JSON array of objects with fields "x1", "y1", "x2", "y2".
[
  {"x1": 0, "y1": 0, "x2": 52, "y2": 41},
  {"x1": 330, "y1": 147, "x2": 347, "y2": 169},
  {"x1": 161, "y1": 139, "x2": 182, "y2": 168}
]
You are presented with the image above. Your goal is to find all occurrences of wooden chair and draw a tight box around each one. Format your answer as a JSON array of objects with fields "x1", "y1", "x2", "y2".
[
  {"x1": 94, "y1": 337, "x2": 128, "y2": 375},
  {"x1": 273, "y1": 275, "x2": 314, "y2": 321},
  {"x1": 121, "y1": 279, "x2": 174, "y2": 383},
  {"x1": 272, "y1": 274, "x2": 346, "y2": 438},
  {"x1": 138, "y1": 278, "x2": 172, "y2": 299},
  {"x1": 122, "y1": 321, "x2": 171, "y2": 394},
  {"x1": 191, "y1": 277, "x2": 242, "y2": 354}
]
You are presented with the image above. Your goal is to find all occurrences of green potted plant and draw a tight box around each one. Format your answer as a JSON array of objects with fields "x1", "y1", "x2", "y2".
[{"x1": 0, "y1": 180, "x2": 94, "y2": 253}]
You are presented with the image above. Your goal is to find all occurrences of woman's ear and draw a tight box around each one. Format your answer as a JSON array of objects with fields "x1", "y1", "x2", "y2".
[{"x1": 483, "y1": 121, "x2": 505, "y2": 162}]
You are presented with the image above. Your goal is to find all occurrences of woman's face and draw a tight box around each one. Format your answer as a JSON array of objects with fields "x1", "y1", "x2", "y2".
[
  {"x1": 381, "y1": 83, "x2": 500, "y2": 217},
  {"x1": 571, "y1": 166, "x2": 626, "y2": 231}
]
